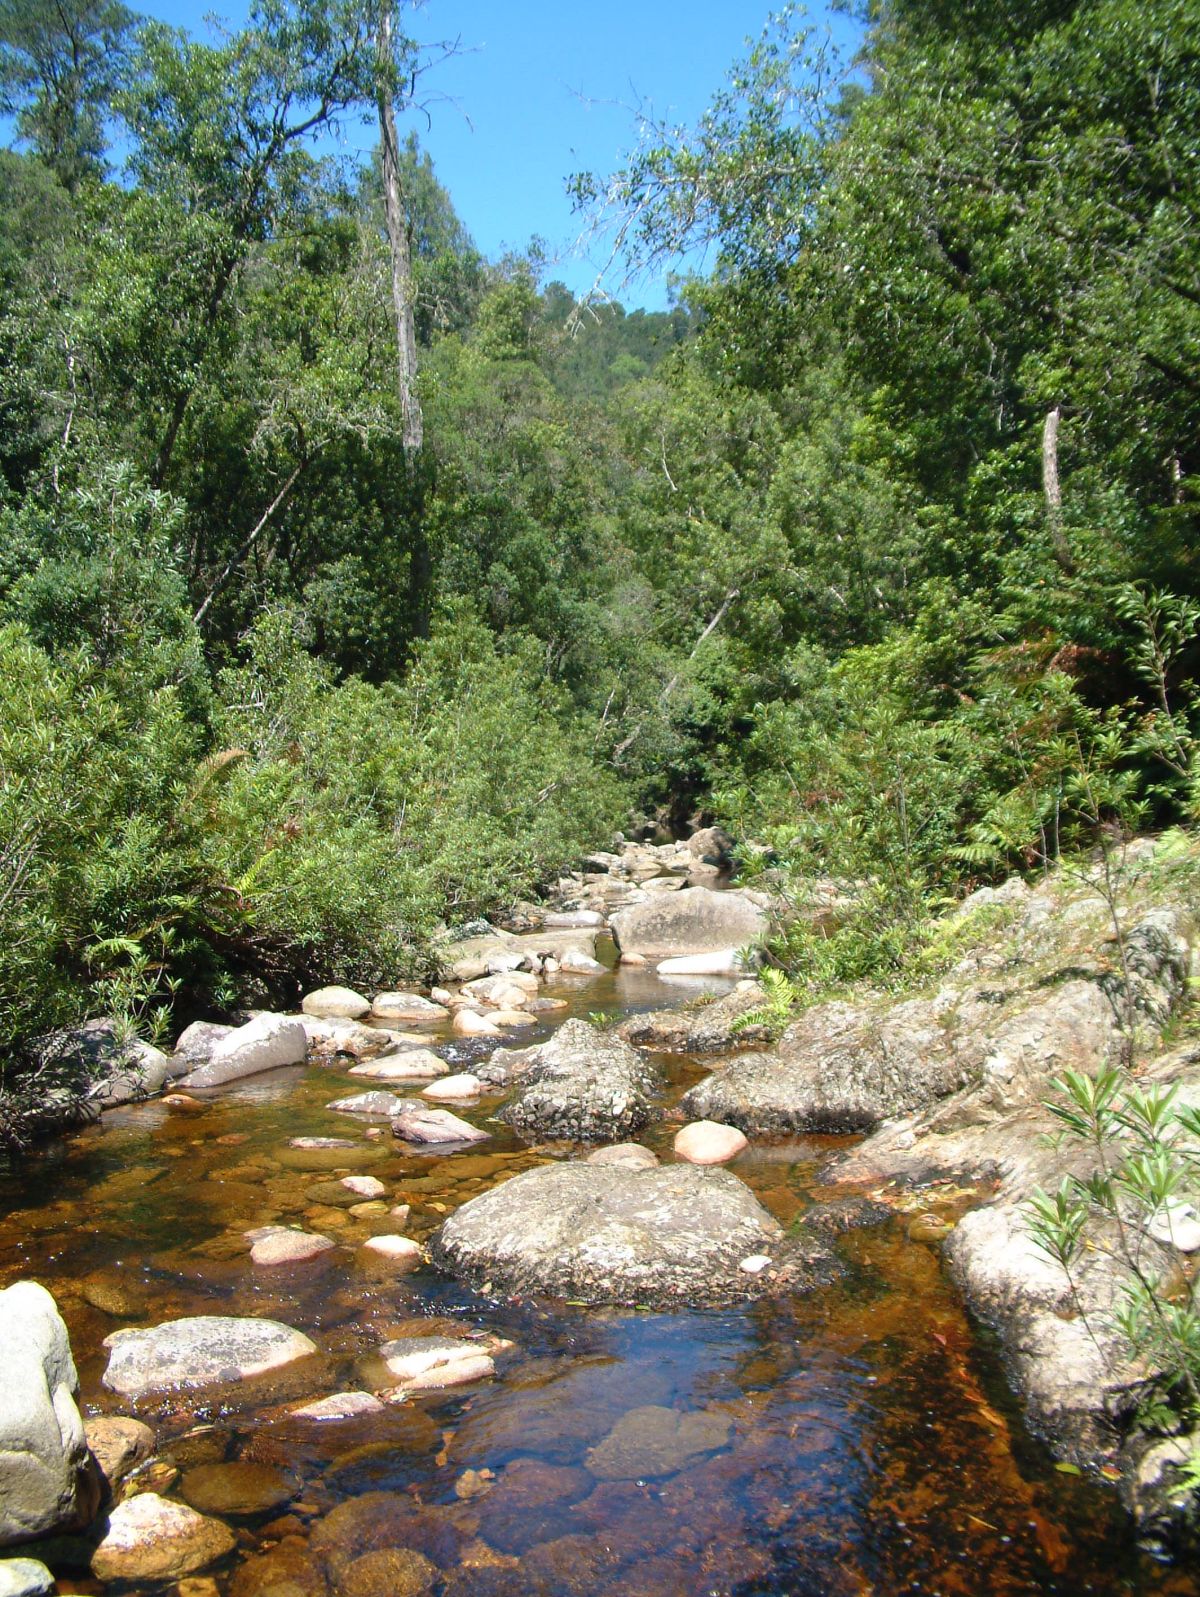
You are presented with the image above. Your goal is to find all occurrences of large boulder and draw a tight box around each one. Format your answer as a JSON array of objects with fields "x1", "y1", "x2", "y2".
[
  {"x1": 609, "y1": 886, "x2": 767, "y2": 962},
  {"x1": 103, "y1": 1316, "x2": 318, "y2": 1401},
  {"x1": 172, "y1": 1021, "x2": 234, "y2": 1072},
  {"x1": 497, "y1": 1019, "x2": 660, "y2": 1143},
  {"x1": 430, "y1": 1160, "x2": 830, "y2": 1306},
  {"x1": 0, "y1": 1282, "x2": 100, "y2": 1544},
  {"x1": 681, "y1": 996, "x2": 973, "y2": 1134},
  {"x1": 178, "y1": 1013, "x2": 306, "y2": 1088},
  {"x1": 40, "y1": 1018, "x2": 183, "y2": 1110}
]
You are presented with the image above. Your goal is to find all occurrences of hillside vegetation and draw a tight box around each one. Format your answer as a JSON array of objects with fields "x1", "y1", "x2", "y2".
[{"x1": 0, "y1": 0, "x2": 1196, "y2": 1072}]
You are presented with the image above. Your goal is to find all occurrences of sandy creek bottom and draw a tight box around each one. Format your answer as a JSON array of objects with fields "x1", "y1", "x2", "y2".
[{"x1": 1, "y1": 962, "x2": 1197, "y2": 1597}]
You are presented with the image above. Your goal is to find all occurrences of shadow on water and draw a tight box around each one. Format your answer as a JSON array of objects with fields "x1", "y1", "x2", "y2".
[{"x1": 0, "y1": 962, "x2": 1195, "y2": 1595}]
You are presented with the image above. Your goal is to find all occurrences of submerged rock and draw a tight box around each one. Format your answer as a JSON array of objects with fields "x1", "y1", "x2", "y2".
[
  {"x1": 585, "y1": 1405, "x2": 731, "y2": 1480},
  {"x1": 181, "y1": 1461, "x2": 296, "y2": 1517},
  {"x1": 616, "y1": 982, "x2": 772, "y2": 1053},
  {"x1": 0, "y1": 1282, "x2": 100, "y2": 1545},
  {"x1": 497, "y1": 1019, "x2": 660, "y2": 1143},
  {"x1": 431, "y1": 1160, "x2": 828, "y2": 1306},
  {"x1": 103, "y1": 1316, "x2": 318, "y2": 1400},
  {"x1": 289, "y1": 1391, "x2": 385, "y2": 1421},
  {"x1": 247, "y1": 1228, "x2": 336, "y2": 1266},
  {"x1": 373, "y1": 1338, "x2": 497, "y2": 1395},
  {"x1": 391, "y1": 1106, "x2": 490, "y2": 1146},
  {"x1": 91, "y1": 1493, "x2": 234, "y2": 1583}
]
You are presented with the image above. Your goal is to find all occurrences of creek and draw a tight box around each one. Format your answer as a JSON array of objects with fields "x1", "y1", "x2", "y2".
[{"x1": 1, "y1": 954, "x2": 1195, "y2": 1597}]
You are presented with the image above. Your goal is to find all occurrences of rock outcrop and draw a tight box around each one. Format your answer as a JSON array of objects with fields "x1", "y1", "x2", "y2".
[{"x1": 496, "y1": 1019, "x2": 660, "y2": 1143}]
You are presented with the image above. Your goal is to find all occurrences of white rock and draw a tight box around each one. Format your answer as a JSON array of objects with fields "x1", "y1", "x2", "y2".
[
  {"x1": 289, "y1": 1391, "x2": 385, "y2": 1421},
  {"x1": 422, "y1": 1073, "x2": 483, "y2": 1101},
  {"x1": 453, "y1": 1009, "x2": 502, "y2": 1038},
  {"x1": 348, "y1": 1051, "x2": 449, "y2": 1080},
  {"x1": 103, "y1": 1316, "x2": 317, "y2": 1399},
  {"x1": 90, "y1": 1492, "x2": 234, "y2": 1583},
  {"x1": 248, "y1": 1228, "x2": 335, "y2": 1266},
  {"x1": 370, "y1": 992, "x2": 449, "y2": 1025},
  {"x1": 559, "y1": 949, "x2": 606, "y2": 975},
  {"x1": 179, "y1": 1013, "x2": 307, "y2": 1088},
  {"x1": 359, "y1": 1236, "x2": 422, "y2": 1270},
  {"x1": 302, "y1": 985, "x2": 370, "y2": 1020},
  {"x1": 341, "y1": 1175, "x2": 387, "y2": 1198},
  {"x1": 738, "y1": 1255, "x2": 772, "y2": 1274},
  {"x1": 0, "y1": 1559, "x2": 53, "y2": 1597},
  {"x1": 657, "y1": 948, "x2": 749, "y2": 976}
]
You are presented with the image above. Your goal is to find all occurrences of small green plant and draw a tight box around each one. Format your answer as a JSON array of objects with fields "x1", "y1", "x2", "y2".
[
  {"x1": 587, "y1": 1010, "x2": 617, "y2": 1028},
  {"x1": 732, "y1": 966, "x2": 801, "y2": 1040},
  {"x1": 1028, "y1": 1066, "x2": 1200, "y2": 1426}
]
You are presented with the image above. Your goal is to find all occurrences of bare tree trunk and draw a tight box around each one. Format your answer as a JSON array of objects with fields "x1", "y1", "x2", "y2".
[
  {"x1": 1042, "y1": 405, "x2": 1075, "y2": 574},
  {"x1": 377, "y1": 3, "x2": 422, "y2": 457}
]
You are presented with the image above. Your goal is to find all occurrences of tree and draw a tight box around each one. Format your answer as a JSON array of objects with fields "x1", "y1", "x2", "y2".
[{"x1": 0, "y1": 0, "x2": 136, "y2": 190}]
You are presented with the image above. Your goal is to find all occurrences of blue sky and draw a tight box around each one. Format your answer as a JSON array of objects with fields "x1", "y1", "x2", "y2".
[{"x1": 133, "y1": 0, "x2": 857, "y2": 311}]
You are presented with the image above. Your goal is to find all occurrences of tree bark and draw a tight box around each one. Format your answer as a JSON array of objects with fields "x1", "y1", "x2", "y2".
[
  {"x1": 376, "y1": 3, "x2": 422, "y2": 457},
  {"x1": 1042, "y1": 405, "x2": 1075, "y2": 574}
]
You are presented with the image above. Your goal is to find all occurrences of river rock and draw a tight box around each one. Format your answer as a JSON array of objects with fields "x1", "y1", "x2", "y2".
[
  {"x1": 497, "y1": 1019, "x2": 660, "y2": 1143},
  {"x1": 91, "y1": 1493, "x2": 234, "y2": 1583},
  {"x1": 84, "y1": 1417, "x2": 155, "y2": 1487},
  {"x1": 422, "y1": 1073, "x2": 483, "y2": 1101},
  {"x1": 290, "y1": 1391, "x2": 385, "y2": 1421},
  {"x1": 544, "y1": 911, "x2": 606, "y2": 929},
  {"x1": 360, "y1": 1236, "x2": 423, "y2": 1269},
  {"x1": 172, "y1": 1021, "x2": 235, "y2": 1071},
  {"x1": 686, "y1": 826, "x2": 735, "y2": 867},
  {"x1": 462, "y1": 974, "x2": 538, "y2": 1008},
  {"x1": 328, "y1": 1090, "x2": 411, "y2": 1118},
  {"x1": 680, "y1": 995, "x2": 973, "y2": 1134},
  {"x1": 103, "y1": 1317, "x2": 318, "y2": 1400},
  {"x1": 374, "y1": 1338, "x2": 496, "y2": 1394},
  {"x1": 247, "y1": 1228, "x2": 335, "y2": 1266},
  {"x1": 430, "y1": 1161, "x2": 815, "y2": 1306},
  {"x1": 181, "y1": 1461, "x2": 295, "y2": 1517},
  {"x1": 559, "y1": 949, "x2": 605, "y2": 975},
  {"x1": 674, "y1": 1120, "x2": 748, "y2": 1165},
  {"x1": 371, "y1": 992, "x2": 449, "y2": 1025},
  {"x1": 179, "y1": 1013, "x2": 307, "y2": 1089},
  {"x1": 0, "y1": 1282, "x2": 100, "y2": 1544},
  {"x1": 452, "y1": 1009, "x2": 502, "y2": 1038},
  {"x1": 585, "y1": 1405, "x2": 731, "y2": 1480},
  {"x1": 609, "y1": 886, "x2": 767, "y2": 962},
  {"x1": 0, "y1": 1559, "x2": 53, "y2": 1597},
  {"x1": 349, "y1": 1050, "x2": 448, "y2": 1080},
  {"x1": 303, "y1": 985, "x2": 370, "y2": 1019},
  {"x1": 302, "y1": 1016, "x2": 394, "y2": 1060},
  {"x1": 617, "y1": 982, "x2": 771, "y2": 1052},
  {"x1": 657, "y1": 948, "x2": 749, "y2": 977},
  {"x1": 392, "y1": 1106, "x2": 490, "y2": 1146},
  {"x1": 342, "y1": 1175, "x2": 386, "y2": 1198}
]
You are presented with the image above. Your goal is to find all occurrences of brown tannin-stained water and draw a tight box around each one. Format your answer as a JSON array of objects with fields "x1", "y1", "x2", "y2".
[{"x1": 1, "y1": 962, "x2": 1196, "y2": 1597}]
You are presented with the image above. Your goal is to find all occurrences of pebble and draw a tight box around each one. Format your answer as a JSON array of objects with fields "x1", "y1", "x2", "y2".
[
  {"x1": 342, "y1": 1175, "x2": 387, "y2": 1198},
  {"x1": 360, "y1": 1235, "x2": 423, "y2": 1270}
]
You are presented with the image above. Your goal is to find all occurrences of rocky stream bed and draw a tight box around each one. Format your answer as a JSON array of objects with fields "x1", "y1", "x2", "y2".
[{"x1": 4, "y1": 836, "x2": 1200, "y2": 1596}]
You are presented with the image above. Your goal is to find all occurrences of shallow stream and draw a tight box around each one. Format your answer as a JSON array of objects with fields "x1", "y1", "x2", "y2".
[{"x1": 2, "y1": 961, "x2": 1196, "y2": 1597}]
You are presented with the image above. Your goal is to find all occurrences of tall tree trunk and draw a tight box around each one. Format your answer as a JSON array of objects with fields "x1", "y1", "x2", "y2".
[
  {"x1": 1042, "y1": 405, "x2": 1075, "y2": 574},
  {"x1": 376, "y1": 3, "x2": 422, "y2": 457}
]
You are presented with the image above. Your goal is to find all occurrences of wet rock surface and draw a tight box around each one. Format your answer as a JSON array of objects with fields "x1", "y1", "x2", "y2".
[
  {"x1": 431, "y1": 1161, "x2": 828, "y2": 1305},
  {"x1": 103, "y1": 1316, "x2": 318, "y2": 1400},
  {"x1": 90, "y1": 1492, "x2": 234, "y2": 1582}
]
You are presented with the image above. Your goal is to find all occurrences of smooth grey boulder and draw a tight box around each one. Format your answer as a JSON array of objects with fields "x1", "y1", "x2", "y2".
[
  {"x1": 430, "y1": 1160, "x2": 833, "y2": 1306},
  {"x1": 40, "y1": 1018, "x2": 184, "y2": 1110},
  {"x1": 681, "y1": 996, "x2": 972, "y2": 1134},
  {"x1": 178, "y1": 1013, "x2": 307, "y2": 1088},
  {"x1": 497, "y1": 1019, "x2": 660, "y2": 1143},
  {"x1": 0, "y1": 1282, "x2": 100, "y2": 1545},
  {"x1": 103, "y1": 1316, "x2": 318, "y2": 1401},
  {"x1": 609, "y1": 886, "x2": 767, "y2": 962}
]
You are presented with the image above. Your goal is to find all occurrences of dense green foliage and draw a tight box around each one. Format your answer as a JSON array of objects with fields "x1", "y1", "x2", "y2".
[{"x1": 1, "y1": 0, "x2": 1198, "y2": 1072}]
